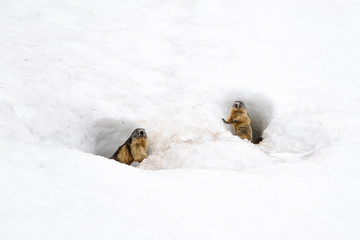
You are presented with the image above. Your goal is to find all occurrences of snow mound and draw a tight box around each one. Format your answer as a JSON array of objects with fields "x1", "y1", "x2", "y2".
[{"x1": 140, "y1": 137, "x2": 269, "y2": 170}]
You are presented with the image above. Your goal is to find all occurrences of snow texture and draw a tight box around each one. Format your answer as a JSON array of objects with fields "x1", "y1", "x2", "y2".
[{"x1": 1, "y1": 0, "x2": 360, "y2": 239}]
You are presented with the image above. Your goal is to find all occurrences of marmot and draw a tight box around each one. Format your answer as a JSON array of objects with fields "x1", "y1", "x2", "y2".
[
  {"x1": 222, "y1": 101, "x2": 253, "y2": 142},
  {"x1": 110, "y1": 128, "x2": 148, "y2": 165}
]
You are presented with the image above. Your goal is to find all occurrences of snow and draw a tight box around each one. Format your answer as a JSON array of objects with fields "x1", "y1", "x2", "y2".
[{"x1": 1, "y1": 0, "x2": 360, "y2": 239}]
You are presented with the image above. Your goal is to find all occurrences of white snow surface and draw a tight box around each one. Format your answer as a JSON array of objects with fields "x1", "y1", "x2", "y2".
[{"x1": 1, "y1": 0, "x2": 360, "y2": 239}]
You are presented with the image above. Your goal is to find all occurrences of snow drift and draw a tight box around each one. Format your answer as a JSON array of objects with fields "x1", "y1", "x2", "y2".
[{"x1": 1, "y1": 0, "x2": 360, "y2": 239}]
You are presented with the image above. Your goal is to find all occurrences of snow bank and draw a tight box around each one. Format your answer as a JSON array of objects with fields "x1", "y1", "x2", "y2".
[{"x1": 1, "y1": 0, "x2": 360, "y2": 239}]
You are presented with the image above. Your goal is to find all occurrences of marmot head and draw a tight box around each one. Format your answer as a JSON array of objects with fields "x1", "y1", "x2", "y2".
[
  {"x1": 131, "y1": 128, "x2": 147, "y2": 139},
  {"x1": 233, "y1": 101, "x2": 246, "y2": 109}
]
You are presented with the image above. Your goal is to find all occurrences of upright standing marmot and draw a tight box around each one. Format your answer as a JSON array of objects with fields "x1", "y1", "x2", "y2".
[
  {"x1": 222, "y1": 101, "x2": 253, "y2": 142},
  {"x1": 110, "y1": 128, "x2": 148, "y2": 165}
]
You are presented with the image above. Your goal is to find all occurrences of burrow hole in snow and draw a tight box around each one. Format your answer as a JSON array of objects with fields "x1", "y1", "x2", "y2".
[
  {"x1": 222, "y1": 92, "x2": 274, "y2": 142},
  {"x1": 90, "y1": 118, "x2": 143, "y2": 159}
]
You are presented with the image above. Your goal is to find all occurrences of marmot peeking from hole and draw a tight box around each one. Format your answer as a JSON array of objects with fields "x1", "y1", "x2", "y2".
[
  {"x1": 222, "y1": 101, "x2": 253, "y2": 142},
  {"x1": 110, "y1": 128, "x2": 148, "y2": 165}
]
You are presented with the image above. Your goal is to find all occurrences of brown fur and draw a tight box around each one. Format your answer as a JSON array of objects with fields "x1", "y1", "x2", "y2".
[
  {"x1": 110, "y1": 129, "x2": 148, "y2": 165},
  {"x1": 223, "y1": 102, "x2": 253, "y2": 142},
  {"x1": 130, "y1": 138, "x2": 148, "y2": 162}
]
